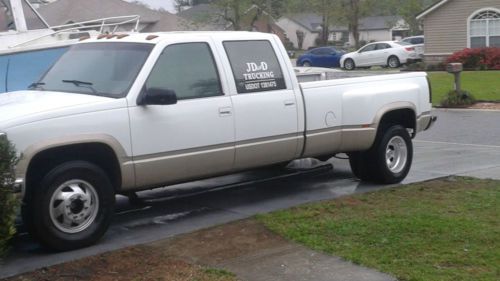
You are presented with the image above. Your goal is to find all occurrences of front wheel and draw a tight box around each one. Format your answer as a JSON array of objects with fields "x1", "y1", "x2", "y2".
[
  {"x1": 344, "y1": 58, "x2": 355, "y2": 70},
  {"x1": 29, "y1": 161, "x2": 115, "y2": 251},
  {"x1": 302, "y1": 61, "x2": 311, "y2": 67}
]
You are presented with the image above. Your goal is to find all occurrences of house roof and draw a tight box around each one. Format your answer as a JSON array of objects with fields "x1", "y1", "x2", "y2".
[
  {"x1": 178, "y1": 3, "x2": 227, "y2": 30},
  {"x1": 416, "y1": 0, "x2": 451, "y2": 20},
  {"x1": 37, "y1": 0, "x2": 187, "y2": 31},
  {"x1": 286, "y1": 14, "x2": 404, "y2": 32}
]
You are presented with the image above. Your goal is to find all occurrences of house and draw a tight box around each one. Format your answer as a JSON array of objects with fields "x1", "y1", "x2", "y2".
[
  {"x1": 277, "y1": 14, "x2": 409, "y2": 50},
  {"x1": 36, "y1": 0, "x2": 189, "y2": 32},
  {"x1": 416, "y1": 0, "x2": 500, "y2": 64}
]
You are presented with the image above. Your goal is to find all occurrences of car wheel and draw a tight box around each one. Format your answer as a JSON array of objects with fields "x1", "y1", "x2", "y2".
[
  {"x1": 29, "y1": 161, "x2": 115, "y2": 251},
  {"x1": 349, "y1": 125, "x2": 412, "y2": 184},
  {"x1": 344, "y1": 59, "x2": 355, "y2": 70},
  {"x1": 388, "y1": 56, "x2": 400, "y2": 68},
  {"x1": 371, "y1": 125, "x2": 413, "y2": 183},
  {"x1": 348, "y1": 152, "x2": 376, "y2": 181},
  {"x1": 303, "y1": 61, "x2": 311, "y2": 67}
]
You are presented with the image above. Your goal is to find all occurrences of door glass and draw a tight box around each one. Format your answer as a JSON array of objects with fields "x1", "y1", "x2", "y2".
[
  {"x1": 224, "y1": 40, "x2": 286, "y2": 94},
  {"x1": 360, "y1": 44, "x2": 376, "y2": 52},
  {"x1": 145, "y1": 42, "x2": 222, "y2": 100}
]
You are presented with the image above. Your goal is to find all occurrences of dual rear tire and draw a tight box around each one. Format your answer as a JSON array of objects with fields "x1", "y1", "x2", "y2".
[{"x1": 349, "y1": 125, "x2": 413, "y2": 184}]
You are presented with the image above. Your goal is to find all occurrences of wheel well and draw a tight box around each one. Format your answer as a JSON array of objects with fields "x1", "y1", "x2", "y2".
[
  {"x1": 379, "y1": 108, "x2": 416, "y2": 135},
  {"x1": 25, "y1": 143, "x2": 121, "y2": 201}
]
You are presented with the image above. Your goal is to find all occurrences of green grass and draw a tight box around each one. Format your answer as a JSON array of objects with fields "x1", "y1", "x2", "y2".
[
  {"x1": 427, "y1": 71, "x2": 500, "y2": 105},
  {"x1": 258, "y1": 177, "x2": 500, "y2": 281}
]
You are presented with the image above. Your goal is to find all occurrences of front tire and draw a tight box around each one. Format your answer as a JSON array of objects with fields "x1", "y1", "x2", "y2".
[
  {"x1": 344, "y1": 58, "x2": 355, "y2": 70},
  {"x1": 302, "y1": 61, "x2": 311, "y2": 67},
  {"x1": 29, "y1": 161, "x2": 115, "y2": 251}
]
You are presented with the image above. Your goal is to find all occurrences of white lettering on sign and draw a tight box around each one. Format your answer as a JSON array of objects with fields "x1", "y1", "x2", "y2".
[
  {"x1": 245, "y1": 62, "x2": 268, "y2": 72},
  {"x1": 243, "y1": 72, "x2": 275, "y2": 81}
]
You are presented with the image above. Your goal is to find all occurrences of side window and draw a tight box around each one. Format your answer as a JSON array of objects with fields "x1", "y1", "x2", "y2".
[
  {"x1": 223, "y1": 40, "x2": 286, "y2": 94},
  {"x1": 360, "y1": 44, "x2": 376, "y2": 52},
  {"x1": 145, "y1": 42, "x2": 222, "y2": 100},
  {"x1": 310, "y1": 49, "x2": 322, "y2": 55},
  {"x1": 7, "y1": 47, "x2": 68, "y2": 92}
]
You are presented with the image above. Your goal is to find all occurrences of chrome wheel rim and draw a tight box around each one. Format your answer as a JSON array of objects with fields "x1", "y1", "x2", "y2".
[
  {"x1": 49, "y1": 180, "x2": 99, "y2": 234},
  {"x1": 388, "y1": 57, "x2": 399, "y2": 68},
  {"x1": 385, "y1": 136, "x2": 408, "y2": 173}
]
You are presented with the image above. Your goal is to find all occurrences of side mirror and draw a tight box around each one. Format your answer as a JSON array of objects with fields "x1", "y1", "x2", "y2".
[{"x1": 138, "y1": 88, "x2": 177, "y2": 106}]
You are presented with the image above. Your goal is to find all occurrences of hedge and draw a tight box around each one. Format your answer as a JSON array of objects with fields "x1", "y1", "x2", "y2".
[
  {"x1": 0, "y1": 136, "x2": 18, "y2": 258},
  {"x1": 446, "y1": 47, "x2": 500, "y2": 70}
]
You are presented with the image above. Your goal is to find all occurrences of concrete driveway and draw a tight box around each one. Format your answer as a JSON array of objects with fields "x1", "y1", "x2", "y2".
[{"x1": 1, "y1": 108, "x2": 500, "y2": 279}]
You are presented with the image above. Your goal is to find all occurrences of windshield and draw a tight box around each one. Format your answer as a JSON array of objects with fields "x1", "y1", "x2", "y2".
[{"x1": 37, "y1": 42, "x2": 153, "y2": 98}]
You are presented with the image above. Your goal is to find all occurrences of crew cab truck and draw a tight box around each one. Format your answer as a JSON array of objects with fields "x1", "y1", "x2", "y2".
[{"x1": 0, "y1": 32, "x2": 435, "y2": 251}]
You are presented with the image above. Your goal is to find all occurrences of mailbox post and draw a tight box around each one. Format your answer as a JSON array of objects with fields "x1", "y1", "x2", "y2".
[{"x1": 447, "y1": 63, "x2": 463, "y2": 92}]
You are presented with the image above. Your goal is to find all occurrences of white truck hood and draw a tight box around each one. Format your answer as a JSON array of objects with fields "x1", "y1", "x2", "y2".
[{"x1": 0, "y1": 91, "x2": 123, "y2": 129}]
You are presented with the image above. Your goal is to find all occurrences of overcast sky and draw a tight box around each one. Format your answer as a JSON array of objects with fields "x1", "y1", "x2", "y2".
[{"x1": 124, "y1": 0, "x2": 177, "y2": 13}]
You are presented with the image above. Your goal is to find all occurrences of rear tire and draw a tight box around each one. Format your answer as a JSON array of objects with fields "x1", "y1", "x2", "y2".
[
  {"x1": 388, "y1": 56, "x2": 400, "y2": 68},
  {"x1": 349, "y1": 125, "x2": 413, "y2": 184},
  {"x1": 29, "y1": 161, "x2": 115, "y2": 251}
]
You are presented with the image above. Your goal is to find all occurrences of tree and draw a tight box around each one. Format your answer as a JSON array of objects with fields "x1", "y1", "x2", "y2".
[
  {"x1": 210, "y1": 0, "x2": 286, "y2": 31},
  {"x1": 375, "y1": 0, "x2": 439, "y2": 35}
]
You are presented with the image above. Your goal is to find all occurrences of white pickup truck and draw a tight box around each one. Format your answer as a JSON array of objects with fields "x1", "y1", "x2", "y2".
[{"x1": 0, "y1": 32, "x2": 435, "y2": 250}]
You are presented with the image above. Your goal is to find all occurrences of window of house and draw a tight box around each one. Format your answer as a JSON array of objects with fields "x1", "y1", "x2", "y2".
[
  {"x1": 470, "y1": 9, "x2": 500, "y2": 48},
  {"x1": 145, "y1": 42, "x2": 222, "y2": 100}
]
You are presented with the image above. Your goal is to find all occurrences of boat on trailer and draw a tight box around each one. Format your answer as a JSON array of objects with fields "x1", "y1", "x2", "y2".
[{"x1": 0, "y1": 0, "x2": 139, "y2": 93}]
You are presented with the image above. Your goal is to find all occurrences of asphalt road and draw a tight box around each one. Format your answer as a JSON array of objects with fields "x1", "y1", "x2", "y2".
[{"x1": 2, "y1": 108, "x2": 500, "y2": 279}]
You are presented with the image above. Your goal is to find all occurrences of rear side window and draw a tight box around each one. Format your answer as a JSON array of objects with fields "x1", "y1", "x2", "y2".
[{"x1": 223, "y1": 40, "x2": 286, "y2": 94}]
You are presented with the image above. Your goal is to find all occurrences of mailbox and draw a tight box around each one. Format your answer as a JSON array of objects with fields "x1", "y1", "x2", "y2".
[{"x1": 447, "y1": 63, "x2": 463, "y2": 73}]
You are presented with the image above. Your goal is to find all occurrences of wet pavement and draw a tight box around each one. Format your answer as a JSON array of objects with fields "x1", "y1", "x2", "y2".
[{"x1": 2, "y1": 108, "x2": 500, "y2": 279}]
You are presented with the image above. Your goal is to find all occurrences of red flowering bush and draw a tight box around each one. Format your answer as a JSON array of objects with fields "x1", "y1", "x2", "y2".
[{"x1": 446, "y1": 48, "x2": 500, "y2": 70}]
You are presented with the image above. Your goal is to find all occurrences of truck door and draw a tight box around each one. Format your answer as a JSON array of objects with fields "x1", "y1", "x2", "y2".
[
  {"x1": 129, "y1": 41, "x2": 235, "y2": 187},
  {"x1": 222, "y1": 40, "x2": 300, "y2": 170}
]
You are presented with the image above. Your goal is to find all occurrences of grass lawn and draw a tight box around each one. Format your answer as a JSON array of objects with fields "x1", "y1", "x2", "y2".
[
  {"x1": 427, "y1": 71, "x2": 500, "y2": 106},
  {"x1": 258, "y1": 177, "x2": 500, "y2": 281}
]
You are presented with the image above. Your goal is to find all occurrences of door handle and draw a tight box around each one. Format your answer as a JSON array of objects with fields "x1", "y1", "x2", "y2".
[
  {"x1": 284, "y1": 100, "x2": 295, "y2": 107},
  {"x1": 219, "y1": 107, "x2": 232, "y2": 116}
]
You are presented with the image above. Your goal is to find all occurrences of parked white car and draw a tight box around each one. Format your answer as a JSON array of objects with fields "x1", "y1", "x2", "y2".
[
  {"x1": 340, "y1": 41, "x2": 419, "y2": 70},
  {"x1": 400, "y1": 35, "x2": 424, "y2": 60}
]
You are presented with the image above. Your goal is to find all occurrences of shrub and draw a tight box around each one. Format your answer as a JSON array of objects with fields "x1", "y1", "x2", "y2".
[
  {"x1": 0, "y1": 136, "x2": 19, "y2": 258},
  {"x1": 446, "y1": 48, "x2": 500, "y2": 70},
  {"x1": 440, "y1": 90, "x2": 476, "y2": 107}
]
